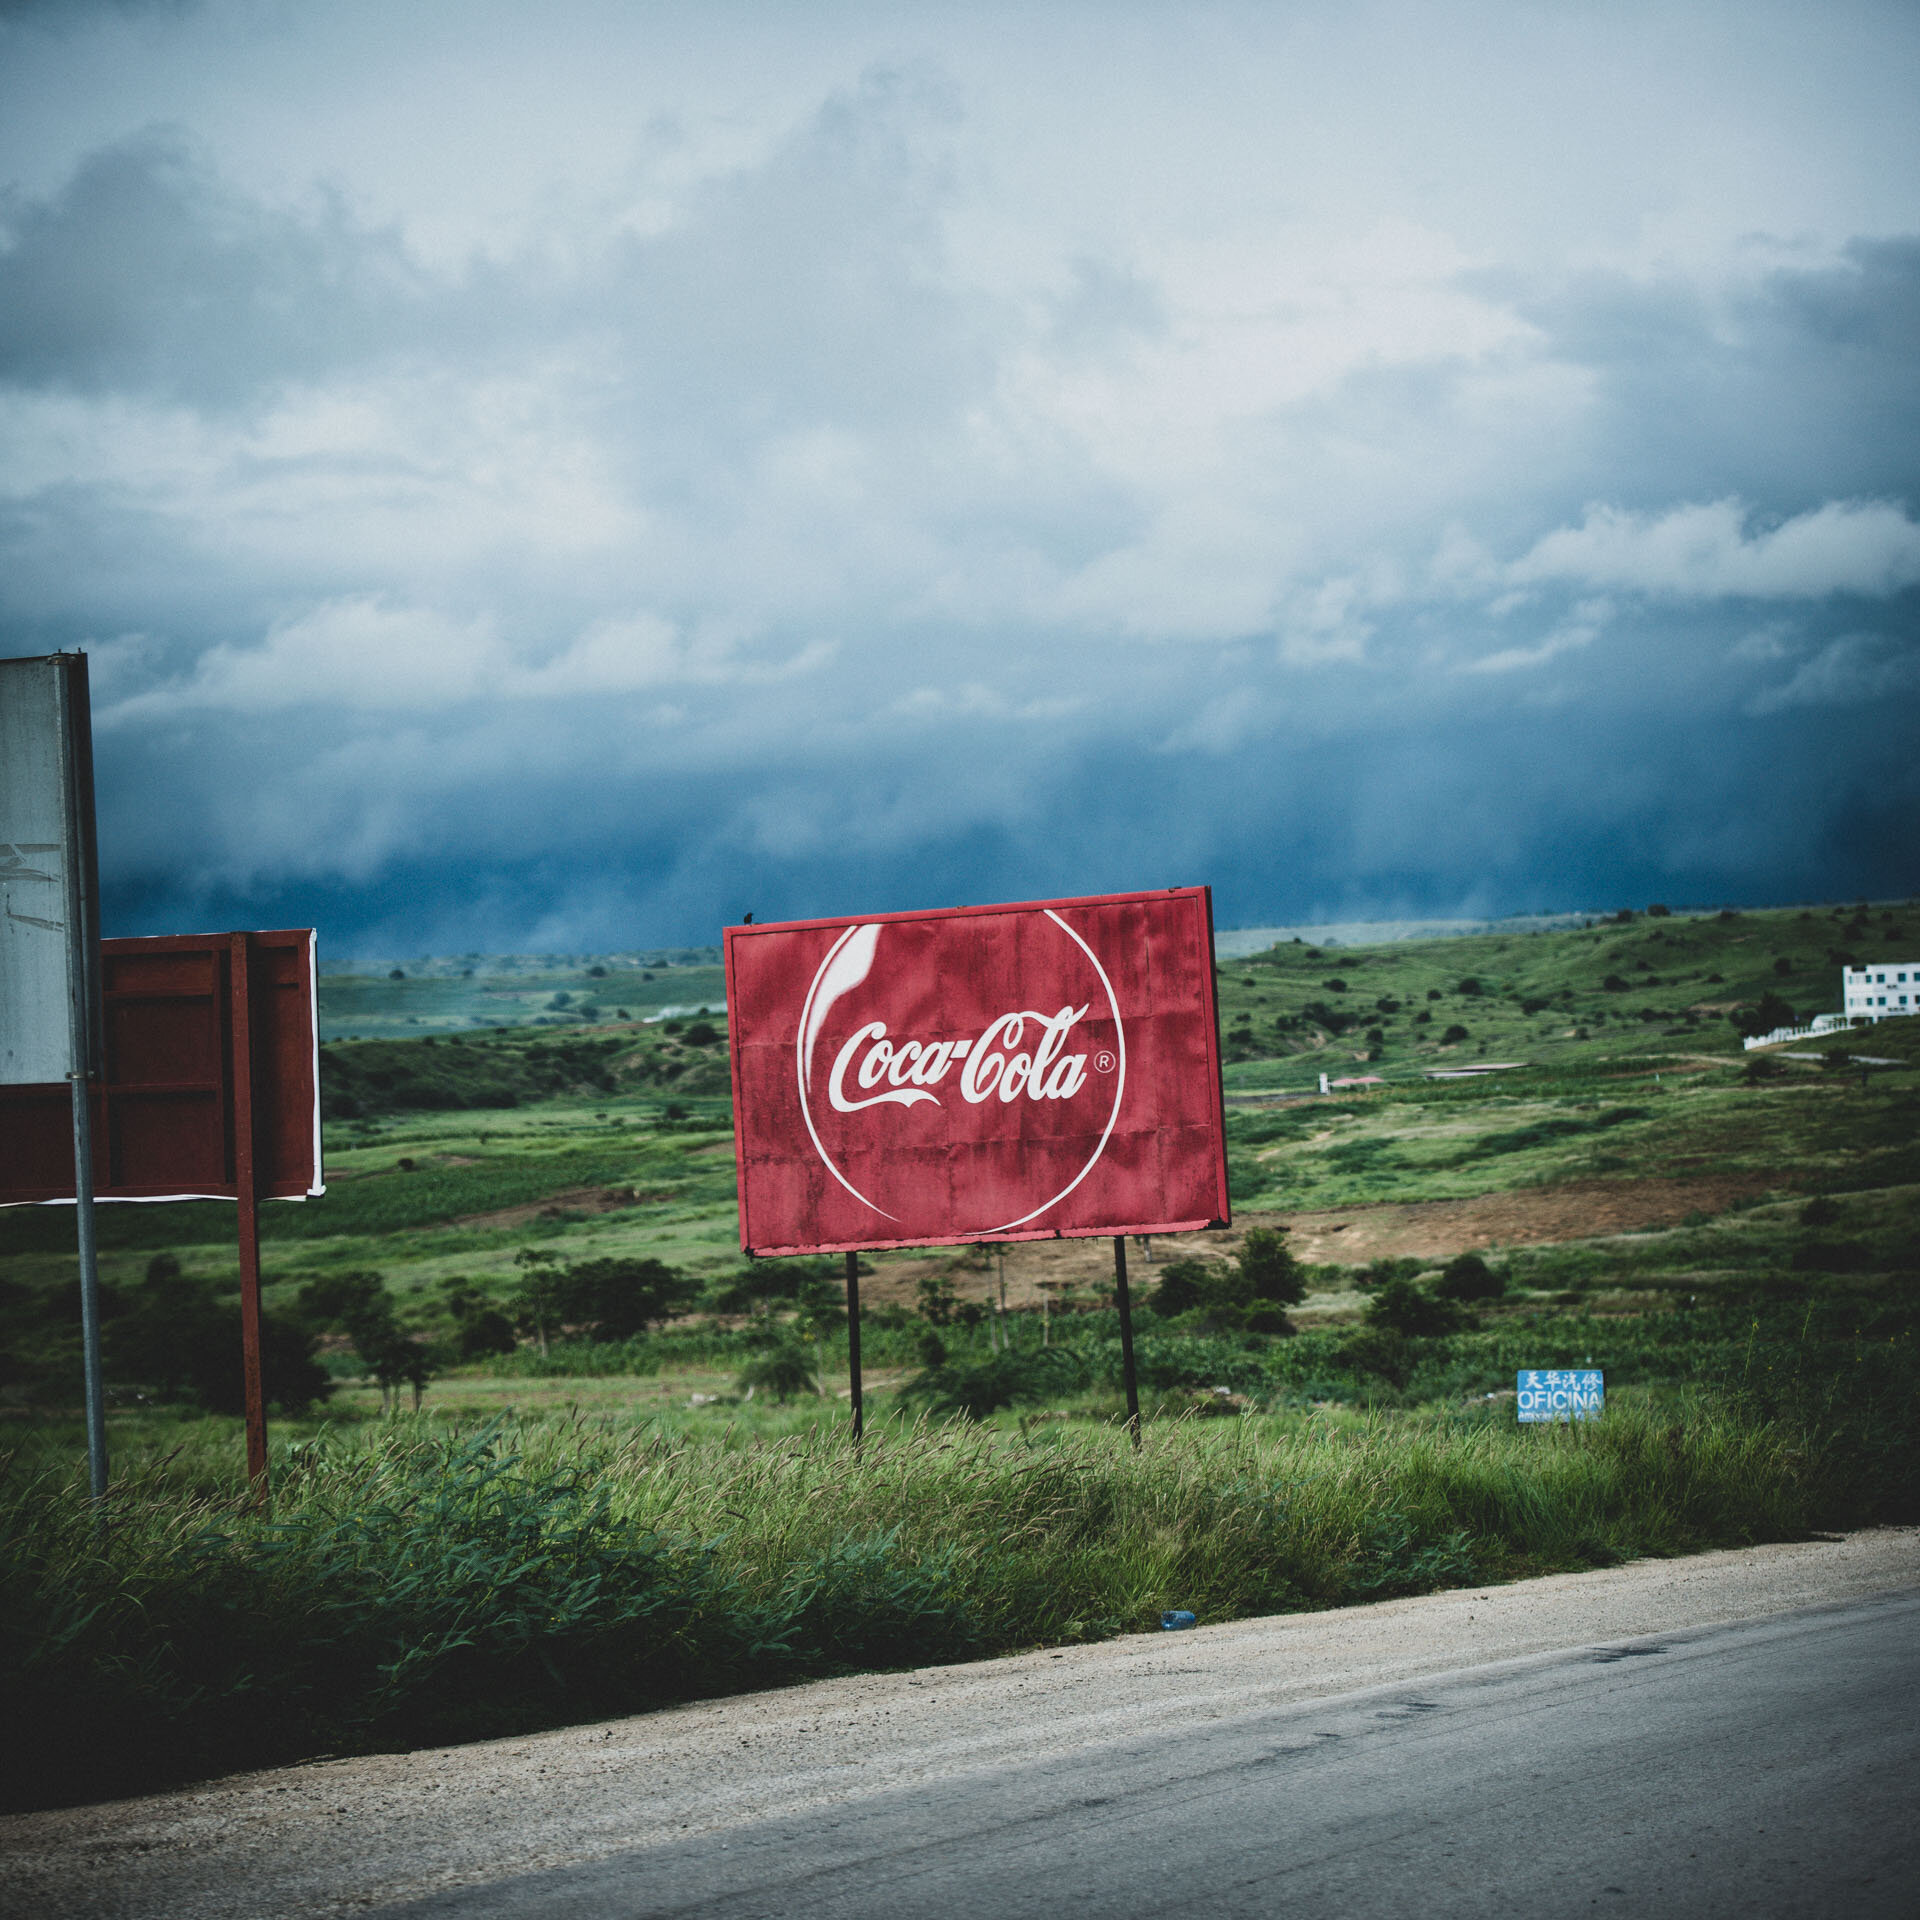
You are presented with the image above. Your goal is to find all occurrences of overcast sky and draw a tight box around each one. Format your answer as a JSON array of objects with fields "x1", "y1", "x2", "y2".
[{"x1": 3, "y1": 0, "x2": 1917, "y2": 957}]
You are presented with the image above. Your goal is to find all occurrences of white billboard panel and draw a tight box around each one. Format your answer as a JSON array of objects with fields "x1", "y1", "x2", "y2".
[{"x1": 0, "y1": 654, "x2": 100, "y2": 1086}]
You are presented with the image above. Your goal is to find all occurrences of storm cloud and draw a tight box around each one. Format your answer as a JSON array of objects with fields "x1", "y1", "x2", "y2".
[{"x1": 1, "y1": 1, "x2": 1916, "y2": 955}]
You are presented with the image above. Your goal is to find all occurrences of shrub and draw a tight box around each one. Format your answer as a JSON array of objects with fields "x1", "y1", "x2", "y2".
[
  {"x1": 737, "y1": 1341, "x2": 819, "y2": 1401},
  {"x1": 1434, "y1": 1253, "x2": 1506, "y2": 1302},
  {"x1": 1799, "y1": 1197, "x2": 1842, "y2": 1227},
  {"x1": 1239, "y1": 1228, "x2": 1306, "y2": 1307},
  {"x1": 1457, "y1": 978, "x2": 1482, "y2": 996},
  {"x1": 107, "y1": 1259, "x2": 332, "y2": 1416},
  {"x1": 1364, "y1": 1278, "x2": 1465, "y2": 1336},
  {"x1": 1791, "y1": 1241, "x2": 1870, "y2": 1274},
  {"x1": 457, "y1": 1310, "x2": 519, "y2": 1360},
  {"x1": 1731, "y1": 992, "x2": 1794, "y2": 1039},
  {"x1": 1441, "y1": 1024, "x2": 1470, "y2": 1045},
  {"x1": 558, "y1": 1258, "x2": 699, "y2": 1340},
  {"x1": 1147, "y1": 1258, "x2": 1223, "y2": 1318},
  {"x1": 916, "y1": 1274, "x2": 959, "y2": 1325},
  {"x1": 898, "y1": 1351, "x2": 1061, "y2": 1421},
  {"x1": 1336, "y1": 1326, "x2": 1415, "y2": 1387}
]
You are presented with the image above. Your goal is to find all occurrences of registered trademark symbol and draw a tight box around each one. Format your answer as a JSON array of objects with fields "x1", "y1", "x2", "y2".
[{"x1": 1093, "y1": 1050, "x2": 1116, "y2": 1073}]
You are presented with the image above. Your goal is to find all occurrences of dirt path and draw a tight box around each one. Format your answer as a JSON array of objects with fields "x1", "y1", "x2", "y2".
[
  {"x1": 863, "y1": 1174, "x2": 1781, "y2": 1306},
  {"x1": 6, "y1": 1529, "x2": 1913, "y2": 1920}
]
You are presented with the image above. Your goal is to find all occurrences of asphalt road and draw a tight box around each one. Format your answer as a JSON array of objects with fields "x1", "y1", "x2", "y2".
[
  {"x1": 10, "y1": 1533, "x2": 1917, "y2": 1919},
  {"x1": 382, "y1": 1589, "x2": 1919, "y2": 1920}
]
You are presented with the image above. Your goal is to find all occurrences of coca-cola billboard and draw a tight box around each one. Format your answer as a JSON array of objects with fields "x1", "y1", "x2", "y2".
[{"x1": 725, "y1": 888, "x2": 1229, "y2": 1255}]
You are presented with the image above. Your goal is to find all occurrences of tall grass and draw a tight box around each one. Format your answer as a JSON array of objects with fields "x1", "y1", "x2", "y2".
[{"x1": 0, "y1": 1390, "x2": 1855, "y2": 1813}]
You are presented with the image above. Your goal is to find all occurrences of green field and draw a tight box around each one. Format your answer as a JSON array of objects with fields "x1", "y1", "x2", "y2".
[
  {"x1": 3, "y1": 899, "x2": 1913, "y2": 1319},
  {"x1": 2, "y1": 901, "x2": 1916, "y2": 1810},
  {"x1": 316, "y1": 949, "x2": 725, "y2": 1041}
]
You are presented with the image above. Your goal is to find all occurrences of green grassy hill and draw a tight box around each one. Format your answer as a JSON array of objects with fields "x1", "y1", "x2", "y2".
[
  {"x1": 317, "y1": 950, "x2": 724, "y2": 1040},
  {"x1": 3, "y1": 899, "x2": 1914, "y2": 1407},
  {"x1": 1213, "y1": 898, "x2": 1915, "y2": 1090}
]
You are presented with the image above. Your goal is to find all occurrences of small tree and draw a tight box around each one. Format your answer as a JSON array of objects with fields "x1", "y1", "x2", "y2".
[
  {"x1": 458, "y1": 1308, "x2": 518, "y2": 1358},
  {"x1": 112, "y1": 1256, "x2": 331, "y2": 1414},
  {"x1": 510, "y1": 1249, "x2": 565, "y2": 1354},
  {"x1": 1238, "y1": 1228, "x2": 1305, "y2": 1306},
  {"x1": 561, "y1": 1256, "x2": 697, "y2": 1340},
  {"x1": 1731, "y1": 991, "x2": 1795, "y2": 1040},
  {"x1": 1364, "y1": 1277, "x2": 1464, "y2": 1336},
  {"x1": 737, "y1": 1339, "x2": 819, "y2": 1402},
  {"x1": 362, "y1": 1326, "x2": 438, "y2": 1413},
  {"x1": 297, "y1": 1270, "x2": 431, "y2": 1411},
  {"x1": 916, "y1": 1272, "x2": 959, "y2": 1326},
  {"x1": 1147, "y1": 1258, "x2": 1219, "y2": 1318},
  {"x1": 1434, "y1": 1252, "x2": 1505, "y2": 1301}
]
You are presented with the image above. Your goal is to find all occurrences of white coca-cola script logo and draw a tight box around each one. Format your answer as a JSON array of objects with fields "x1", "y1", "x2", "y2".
[{"x1": 796, "y1": 912, "x2": 1126, "y2": 1230}]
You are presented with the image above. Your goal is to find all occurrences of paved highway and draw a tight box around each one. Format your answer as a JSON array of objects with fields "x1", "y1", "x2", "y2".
[
  {"x1": 384, "y1": 1589, "x2": 1919, "y2": 1920},
  {"x1": 9, "y1": 1533, "x2": 1916, "y2": 1919}
]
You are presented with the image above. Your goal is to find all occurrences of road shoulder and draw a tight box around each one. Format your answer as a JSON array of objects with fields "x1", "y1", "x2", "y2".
[{"x1": 6, "y1": 1527, "x2": 1917, "y2": 1920}]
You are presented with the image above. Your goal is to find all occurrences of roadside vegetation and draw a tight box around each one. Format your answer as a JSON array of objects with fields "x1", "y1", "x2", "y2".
[{"x1": 2, "y1": 901, "x2": 1915, "y2": 1811}]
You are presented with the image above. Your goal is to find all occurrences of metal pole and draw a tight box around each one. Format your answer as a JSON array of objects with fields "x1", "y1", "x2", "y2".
[
  {"x1": 229, "y1": 932, "x2": 269, "y2": 1497},
  {"x1": 1112, "y1": 1235, "x2": 1141, "y2": 1448},
  {"x1": 53, "y1": 659, "x2": 107, "y2": 1506},
  {"x1": 69, "y1": 1076, "x2": 107, "y2": 1502},
  {"x1": 844, "y1": 1247, "x2": 864, "y2": 1444}
]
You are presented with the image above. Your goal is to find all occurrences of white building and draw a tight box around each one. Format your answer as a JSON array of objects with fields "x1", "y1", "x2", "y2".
[
  {"x1": 1843, "y1": 961, "x2": 1920, "y2": 1023},
  {"x1": 1741, "y1": 958, "x2": 1918, "y2": 1049}
]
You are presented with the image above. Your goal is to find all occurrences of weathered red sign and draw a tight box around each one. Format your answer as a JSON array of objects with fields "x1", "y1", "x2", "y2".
[
  {"x1": 725, "y1": 888, "x2": 1228, "y2": 1255},
  {"x1": 0, "y1": 929, "x2": 322, "y2": 1206}
]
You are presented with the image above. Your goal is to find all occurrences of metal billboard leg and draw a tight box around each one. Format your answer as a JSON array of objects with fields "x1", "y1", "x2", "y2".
[
  {"x1": 1113, "y1": 1235, "x2": 1141, "y2": 1448},
  {"x1": 230, "y1": 932, "x2": 268, "y2": 1499},
  {"x1": 844, "y1": 1247, "x2": 864, "y2": 1445}
]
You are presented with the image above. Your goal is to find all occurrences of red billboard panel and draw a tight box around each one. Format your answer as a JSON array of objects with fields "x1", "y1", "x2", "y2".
[
  {"x1": 725, "y1": 888, "x2": 1228, "y2": 1256},
  {"x1": 0, "y1": 929, "x2": 322, "y2": 1206}
]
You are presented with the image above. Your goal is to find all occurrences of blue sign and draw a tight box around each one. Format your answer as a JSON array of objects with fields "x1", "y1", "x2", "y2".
[{"x1": 1517, "y1": 1368, "x2": 1603, "y2": 1422}]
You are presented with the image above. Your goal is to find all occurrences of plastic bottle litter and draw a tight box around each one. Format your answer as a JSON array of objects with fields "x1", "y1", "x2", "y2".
[{"x1": 1161, "y1": 1609, "x2": 1197, "y2": 1631}]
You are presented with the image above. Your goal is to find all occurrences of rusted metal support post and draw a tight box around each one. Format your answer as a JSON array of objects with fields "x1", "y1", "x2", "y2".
[
  {"x1": 230, "y1": 931, "x2": 268, "y2": 1498},
  {"x1": 844, "y1": 1248, "x2": 864, "y2": 1444},
  {"x1": 1113, "y1": 1234, "x2": 1141, "y2": 1448}
]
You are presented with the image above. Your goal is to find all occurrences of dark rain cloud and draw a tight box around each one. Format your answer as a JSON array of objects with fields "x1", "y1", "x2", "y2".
[
  {"x1": 0, "y1": 129, "x2": 428, "y2": 404},
  {"x1": 0, "y1": 29, "x2": 1915, "y2": 954}
]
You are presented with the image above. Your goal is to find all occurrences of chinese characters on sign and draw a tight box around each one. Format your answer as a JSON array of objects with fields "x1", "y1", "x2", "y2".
[{"x1": 1517, "y1": 1368, "x2": 1604, "y2": 1422}]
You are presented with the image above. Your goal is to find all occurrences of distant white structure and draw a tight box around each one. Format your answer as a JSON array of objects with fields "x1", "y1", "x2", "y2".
[
  {"x1": 1843, "y1": 961, "x2": 1919, "y2": 1022},
  {"x1": 1743, "y1": 1013, "x2": 1853, "y2": 1049},
  {"x1": 1742, "y1": 959, "x2": 1918, "y2": 1050}
]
